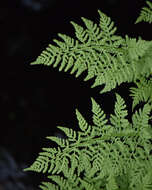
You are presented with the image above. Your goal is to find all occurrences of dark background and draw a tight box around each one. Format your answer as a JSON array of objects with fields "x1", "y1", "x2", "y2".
[{"x1": 0, "y1": 0, "x2": 151, "y2": 189}]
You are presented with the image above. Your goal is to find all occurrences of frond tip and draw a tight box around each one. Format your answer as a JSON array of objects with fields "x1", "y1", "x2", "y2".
[
  {"x1": 135, "y1": 1, "x2": 152, "y2": 24},
  {"x1": 29, "y1": 9, "x2": 126, "y2": 91}
]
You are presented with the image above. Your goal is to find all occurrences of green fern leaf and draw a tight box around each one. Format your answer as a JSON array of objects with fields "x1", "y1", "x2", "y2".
[
  {"x1": 24, "y1": 155, "x2": 50, "y2": 173},
  {"x1": 91, "y1": 54, "x2": 135, "y2": 93},
  {"x1": 130, "y1": 77, "x2": 152, "y2": 110},
  {"x1": 24, "y1": 3, "x2": 152, "y2": 189},
  {"x1": 48, "y1": 175, "x2": 73, "y2": 190},
  {"x1": 110, "y1": 93, "x2": 129, "y2": 131},
  {"x1": 70, "y1": 21, "x2": 89, "y2": 43},
  {"x1": 136, "y1": 1, "x2": 152, "y2": 24},
  {"x1": 24, "y1": 94, "x2": 152, "y2": 190},
  {"x1": 57, "y1": 126, "x2": 77, "y2": 141},
  {"x1": 125, "y1": 35, "x2": 150, "y2": 61},
  {"x1": 46, "y1": 136, "x2": 69, "y2": 147},
  {"x1": 132, "y1": 103, "x2": 151, "y2": 142},
  {"x1": 81, "y1": 17, "x2": 101, "y2": 43},
  {"x1": 75, "y1": 109, "x2": 91, "y2": 133},
  {"x1": 98, "y1": 10, "x2": 117, "y2": 40},
  {"x1": 91, "y1": 98, "x2": 108, "y2": 128},
  {"x1": 30, "y1": 10, "x2": 127, "y2": 92}
]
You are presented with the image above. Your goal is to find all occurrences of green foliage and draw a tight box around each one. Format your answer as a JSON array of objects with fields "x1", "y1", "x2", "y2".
[
  {"x1": 30, "y1": 7, "x2": 152, "y2": 95},
  {"x1": 130, "y1": 76, "x2": 152, "y2": 110},
  {"x1": 25, "y1": 94, "x2": 152, "y2": 190},
  {"x1": 135, "y1": 1, "x2": 152, "y2": 24},
  {"x1": 24, "y1": 1, "x2": 152, "y2": 190}
]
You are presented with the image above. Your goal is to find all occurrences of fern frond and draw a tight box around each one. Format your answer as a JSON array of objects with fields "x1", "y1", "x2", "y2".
[
  {"x1": 130, "y1": 77, "x2": 152, "y2": 110},
  {"x1": 110, "y1": 93, "x2": 130, "y2": 131},
  {"x1": 24, "y1": 154, "x2": 50, "y2": 173},
  {"x1": 48, "y1": 175, "x2": 73, "y2": 190},
  {"x1": 46, "y1": 136, "x2": 69, "y2": 147},
  {"x1": 57, "y1": 126, "x2": 77, "y2": 141},
  {"x1": 125, "y1": 35, "x2": 150, "y2": 61},
  {"x1": 24, "y1": 2, "x2": 152, "y2": 189},
  {"x1": 70, "y1": 21, "x2": 89, "y2": 44},
  {"x1": 90, "y1": 53, "x2": 136, "y2": 93},
  {"x1": 30, "y1": 9, "x2": 152, "y2": 94},
  {"x1": 98, "y1": 10, "x2": 117, "y2": 41},
  {"x1": 81, "y1": 17, "x2": 101, "y2": 43},
  {"x1": 91, "y1": 98, "x2": 108, "y2": 128},
  {"x1": 135, "y1": 1, "x2": 152, "y2": 24},
  {"x1": 75, "y1": 109, "x2": 91, "y2": 134},
  {"x1": 24, "y1": 93, "x2": 152, "y2": 190},
  {"x1": 30, "y1": 10, "x2": 126, "y2": 84},
  {"x1": 132, "y1": 103, "x2": 151, "y2": 141}
]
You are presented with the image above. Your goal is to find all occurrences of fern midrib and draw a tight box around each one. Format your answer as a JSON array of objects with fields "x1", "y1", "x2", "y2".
[
  {"x1": 58, "y1": 130, "x2": 137, "y2": 159},
  {"x1": 47, "y1": 42, "x2": 125, "y2": 56}
]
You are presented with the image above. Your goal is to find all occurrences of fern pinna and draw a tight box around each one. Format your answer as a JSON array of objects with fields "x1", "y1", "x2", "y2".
[
  {"x1": 24, "y1": 1, "x2": 152, "y2": 190},
  {"x1": 24, "y1": 94, "x2": 152, "y2": 190},
  {"x1": 135, "y1": 0, "x2": 152, "y2": 24}
]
